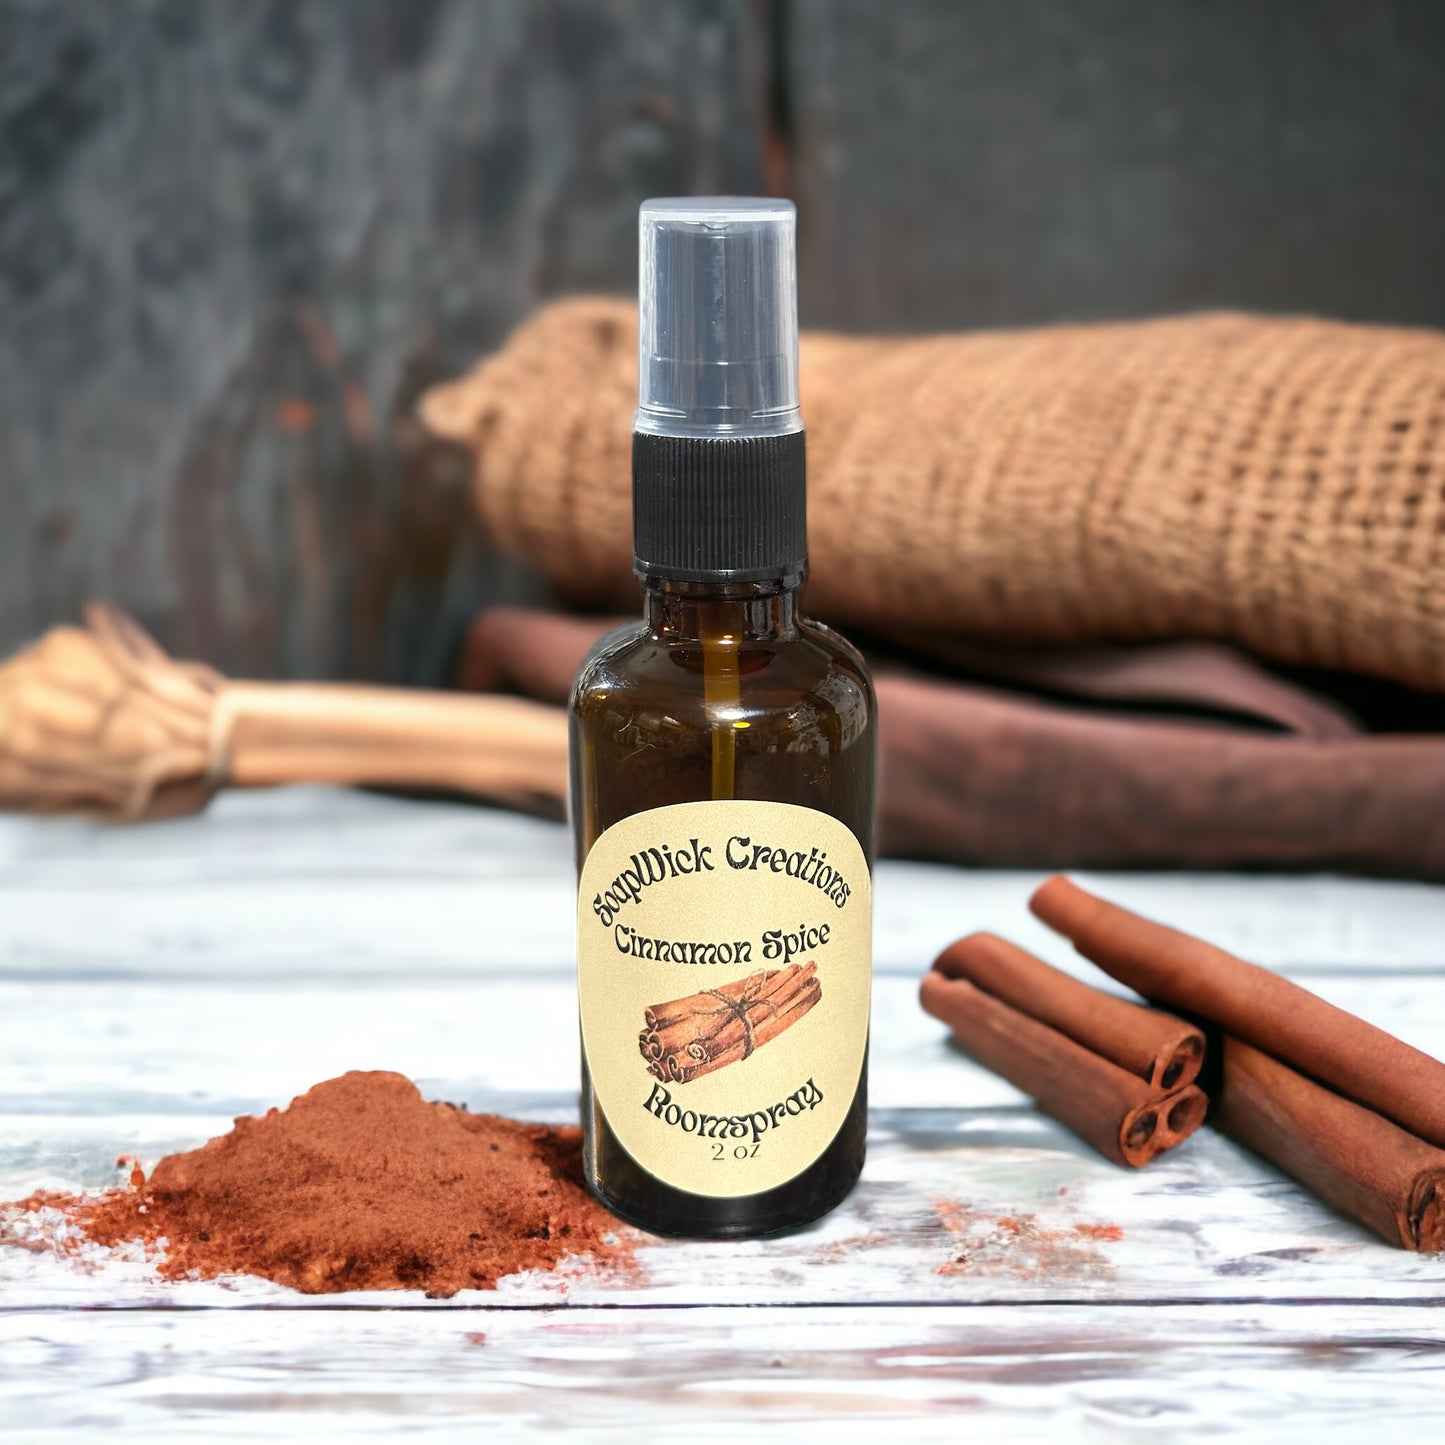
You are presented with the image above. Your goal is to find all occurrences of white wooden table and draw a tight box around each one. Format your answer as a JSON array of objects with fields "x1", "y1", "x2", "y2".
[{"x1": 2, "y1": 787, "x2": 1443, "y2": 1441}]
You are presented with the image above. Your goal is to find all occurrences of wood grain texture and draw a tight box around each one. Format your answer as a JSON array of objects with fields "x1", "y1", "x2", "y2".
[
  {"x1": 2, "y1": 789, "x2": 1445, "y2": 1437},
  {"x1": 0, "y1": 0, "x2": 767, "y2": 681},
  {"x1": 786, "y1": 0, "x2": 1445, "y2": 332},
  {"x1": 4, "y1": 1305, "x2": 1442, "y2": 1441},
  {"x1": 11, "y1": 1098, "x2": 1445, "y2": 1311},
  {"x1": 4, "y1": 788, "x2": 1444, "y2": 980}
]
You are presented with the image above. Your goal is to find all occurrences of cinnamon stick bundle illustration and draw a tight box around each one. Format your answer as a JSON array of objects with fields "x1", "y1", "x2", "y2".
[{"x1": 639, "y1": 964, "x2": 821, "y2": 1085}]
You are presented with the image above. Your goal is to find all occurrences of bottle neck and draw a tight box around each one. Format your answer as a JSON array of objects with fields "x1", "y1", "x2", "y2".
[{"x1": 642, "y1": 572, "x2": 803, "y2": 643}]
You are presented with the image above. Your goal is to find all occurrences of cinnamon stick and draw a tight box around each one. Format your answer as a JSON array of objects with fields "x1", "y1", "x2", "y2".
[
  {"x1": 1214, "y1": 1037, "x2": 1445, "y2": 1252},
  {"x1": 919, "y1": 969, "x2": 1206, "y2": 1168},
  {"x1": 935, "y1": 933, "x2": 1204, "y2": 1091},
  {"x1": 1030, "y1": 876, "x2": 1445, "y2": 1150}
]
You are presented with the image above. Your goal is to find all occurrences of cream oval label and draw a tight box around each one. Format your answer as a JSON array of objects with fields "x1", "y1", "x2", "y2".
[{"x1": 577, "y1": 798, "x2": 872, "y2": 1198}]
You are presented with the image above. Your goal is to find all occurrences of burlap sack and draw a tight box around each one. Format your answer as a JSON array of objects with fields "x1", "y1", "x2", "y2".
[{"x1": 422, "y1": 298, "x2": 1445, "y2": 692}]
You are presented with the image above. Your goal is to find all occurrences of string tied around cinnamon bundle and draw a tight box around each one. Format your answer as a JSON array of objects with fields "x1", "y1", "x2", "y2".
[{"x1": 700, "y1": 971, "x2": 783, "y2": 1062}]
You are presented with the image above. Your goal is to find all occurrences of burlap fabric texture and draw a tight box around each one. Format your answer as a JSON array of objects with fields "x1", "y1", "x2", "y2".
[{"x1": 422, "y1": 298, "x2": 1445, "y2": 693}]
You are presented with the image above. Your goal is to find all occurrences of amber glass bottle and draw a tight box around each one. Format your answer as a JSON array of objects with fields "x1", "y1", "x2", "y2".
[{"x1": 570, "y1": 200, "x2": 877, "y2": 1237}]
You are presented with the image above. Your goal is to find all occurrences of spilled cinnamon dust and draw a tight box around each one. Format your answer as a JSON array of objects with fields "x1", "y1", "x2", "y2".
[
  {"x1": 933, "y1": 1199, "x2": 1124, "y2": 1279},
  {"x1": 2, "y1": 1071, "x2": 632, "y2": 1296}
]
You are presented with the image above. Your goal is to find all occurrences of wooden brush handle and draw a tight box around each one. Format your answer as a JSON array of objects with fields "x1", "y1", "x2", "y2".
[
  {"x1": 213, "y1": 683, "x2": 568, "y2": 815},
  {"x1": 0, "y1": 604, "x2": 569, "y2": 821}
]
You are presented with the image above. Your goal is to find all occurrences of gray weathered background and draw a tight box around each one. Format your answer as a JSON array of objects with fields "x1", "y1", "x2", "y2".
[{"x1": 3, "y1": 0, "x2": 1443, "y2": 681}]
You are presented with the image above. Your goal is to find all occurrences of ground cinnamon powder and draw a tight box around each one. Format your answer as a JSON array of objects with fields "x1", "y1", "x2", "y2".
[{"x1": 9, "y1": 1071, "x2": 631, "y2": 1296}]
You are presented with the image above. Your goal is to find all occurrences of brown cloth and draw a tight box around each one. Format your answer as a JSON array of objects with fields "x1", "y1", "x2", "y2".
[
  {"x1": 459, "y1": 608, "x2": 1445, "y2": 879},
  {"x1": 422, "y1": 298, "x2": 1445, "y2": 694}
]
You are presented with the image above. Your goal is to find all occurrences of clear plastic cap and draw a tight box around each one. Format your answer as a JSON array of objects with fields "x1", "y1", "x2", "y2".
[{"x1": 636, "y1": 197, "x2": 801, "y2": 438}]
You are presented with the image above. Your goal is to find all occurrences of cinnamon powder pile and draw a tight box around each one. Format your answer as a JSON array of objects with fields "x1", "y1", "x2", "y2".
[{"x1": 6, "y1": 1072, "x2": 630, "y2": 1296}]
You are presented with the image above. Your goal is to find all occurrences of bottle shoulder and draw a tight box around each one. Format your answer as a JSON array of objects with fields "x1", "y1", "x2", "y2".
[
  {"x1": 571, "y1": 609, "x2": 876, "y2": 852},
  {"x1": 569, "y1": 620, "x2": 651, "y2": 706},
  {"x1": 802, "y1": 617, "x2": 875, "y2": 696},
  {"x1": 571, "y1": 615, "x2": 874, "y2": 724}
]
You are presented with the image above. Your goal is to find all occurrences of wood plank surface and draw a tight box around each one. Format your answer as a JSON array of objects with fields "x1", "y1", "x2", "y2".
[
  {"x1": 4, "y1": 788, "x2": 1442, "y2": 979},
  {"x1": 5, "y1": 1305, "x2": 1444, "y2": 1442},
  {"x1": 2, "y1": 787, "x2": 1444, "y2": 1439}
]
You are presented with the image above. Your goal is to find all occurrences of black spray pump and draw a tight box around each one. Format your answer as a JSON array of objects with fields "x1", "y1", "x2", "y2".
[{"x1": 632, "y1": 198, "x2": 807, "y2": 581}]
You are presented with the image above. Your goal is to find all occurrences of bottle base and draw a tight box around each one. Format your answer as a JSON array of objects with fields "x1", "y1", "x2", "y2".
[{"x1": 587, "y1": 1157, "x2": 865, "y2": 1240}]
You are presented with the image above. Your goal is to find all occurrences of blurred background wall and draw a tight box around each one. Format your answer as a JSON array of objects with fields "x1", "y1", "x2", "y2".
[{"x1": 3, "y1": 0, "x2": 1443, "y2": 683}]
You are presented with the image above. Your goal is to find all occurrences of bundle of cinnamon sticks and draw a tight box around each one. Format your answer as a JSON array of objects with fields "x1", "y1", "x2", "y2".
[
  {"x1": 921, "y1": 933, "x2": 1208, "y2": 1168},
  {"x1": 923, "y1": 879, "x2": 1445, "y2": 1251},
  {"x1": 639, "y1": 964, "x2": 821, "y2": 1086}
]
